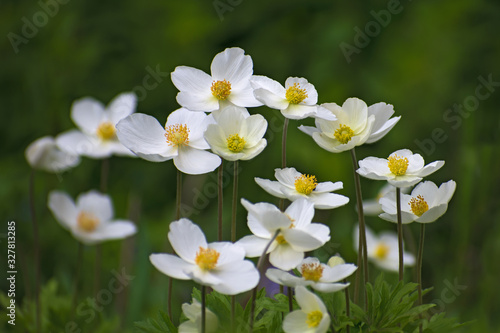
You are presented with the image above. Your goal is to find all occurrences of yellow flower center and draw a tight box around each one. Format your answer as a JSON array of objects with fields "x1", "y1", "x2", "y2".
[
  {"x1": 409, "y1": 195, "x2": 429, "y2": 217},
  {"x1": 374, "y1": 243, "x2": 390, "y2": 260},
  {"x1": 194, "y1": 247, "x2": 220, "y2": 271},
  {"x1": 77, "y1": 211, "x2": 100, "y2": 232},
  {"x1": 96, "y1": 121, "x2": 116, "y2": 141},
  {"x1": 387, "y1": 155, "x2": 409, "y2": 176},
  {"x1": 165, "y1": 124, "x2": 189, "y2": 146},
  {"x1": 211, "y1": 79, "x2": 232, "y2": 100},
  {"x1": 276, "y1": 234, "x2": 287, "y2": 245},
  {"x1": 306, "y1": 310, "x2": 323, "y2": 328},
  {"x1": 334, "y1": 124, "x2": 355, "y2": 144},
  {"x1": 301, "y1": 263, "x2": 324, "y2": 282},
  {"x1": 285, "y1": 83, "x2": 308, "y2": 104},
  {"x1": 226, "y1": 134, "x2": 246, "y2": 152},
  {"x1": 294, "y1": 174, "x2": 318, "y2": 195}
]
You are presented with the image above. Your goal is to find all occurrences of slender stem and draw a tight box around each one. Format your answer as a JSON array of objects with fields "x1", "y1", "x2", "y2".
[
  {"x1": 250, "y1": 229, "x2": 281, "y2": 332},
  {"x1": 29, "y1": 170, "x2": 41, "y2": 333},
  {"x1": 201, "y1": 285, "x2": 206, "y2": 333},
  {"x1": 279, "y1": 118, "x2": 289, "y2": 211},
  {"x1": 417, "y1": 223, "x2": 425, "y2": 333},
  {"x1": 396, "y1": 187, "x2": 404, "y2": 281},
  {"x1": 72, "y1": 242, "x2": 84, "y2": 314},
  {"x1": 94, "y1": 245, "x2": 101, "y2": 295},
  {"x1": 287, "y1": 287, "x2": 293, "y2": 312},
  {"x1": 343, "y1": 279, "x2": 351, "y2": 333},
  {"x1": 231, "y1": 161, "x2": 239, "y2": 242},
  {"x1": 176, "y1": 169, "x2": 182, "y2": 220},
  {"x1": 218, "y1": 162, "x2": 223, "y2": 241},
  {"x1": 350, "y1": 148, "x2": 368, "y2": 306}
]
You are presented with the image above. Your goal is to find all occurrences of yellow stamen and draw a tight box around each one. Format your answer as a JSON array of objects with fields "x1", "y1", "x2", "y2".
[
  {"x1": 387, "y1": 155, "x2": 409, "y2": 176},
  {"x1": 301, "y1": 263, "x2": 324, "y2": 282},
  {"x1": 226, "y1": 134, "x2": 246, "y2": 152},
  {"x1": 334, "y1": 124, "x2": 355, "y2": 144},
  {"x1": 285, "y1": 83, "x2": 308, "y2": 104},
  {"x1": 96, "y1": 121, "x2": 116, "y2": 141},
  {"x1": 374, "y1": 243, "x2": 390, "y2": 259},
  {"x1": 194, "y1": 247, "x2": 220, "y2": 271},
  {"x1": 211, "y1": 79, "x2": 232, "y2": 100},
  {"x1": 77, "y1": 211, "x2": 99, "y2": 232},
  {"x1": 409, "y1": 195, "x2": 429, "y2": 216},
  {"x1": 306, "y1": 310, "x2": 323, "y2": 328},
  {"x1": 294, "y1": 174, "x2": 318, "y2": 195},
  {"x1": 276, "y1": 234, "x2": 287, "y2": 245},
  {"x1": 165, "y1": 124, "x2": 189, "y2": 146}
]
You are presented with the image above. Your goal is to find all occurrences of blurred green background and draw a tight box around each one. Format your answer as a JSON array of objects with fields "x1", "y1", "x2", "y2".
[{"x1": 1, "y1": 0, "x2": 499, "y2": 331}]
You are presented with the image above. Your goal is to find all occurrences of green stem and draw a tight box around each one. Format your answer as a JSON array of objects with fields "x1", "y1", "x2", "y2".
[
  {"x1": 231, "y1": 161, "x2": 238, "y2": 242},
  {"x1": 279, "y1": 118, "x2": 289, "y2": 211},
  {"x1": 287, "y1": 287, "x2": 293, "y2": 312},
  {"x1": 417, "y1": 223, "x2": 426, "y2": 333},
  {"x1": 343, "y1": 278, "x2": 351, "y2": 333},
  {"x1": 29, "y1": 170, "x2": 41, "y2": 333},
  {"x1": 72, "y1": 242, "x2": 84, "y2": 315},
  {"x1": 201, "y1": 285, "x2": 206, "y2": 333},
  {"x1": 396, "y1": 187, "x2": 404, "y2": 281},
  {"x1": 218, "y1": 162, "x2": 223, "y2": 241},
  {"x1": 176, "y1": 169, "x2": 182, "y2": 220},
  {"x1": 94, "y1": 245, "x2": 101, "y2": 295}
]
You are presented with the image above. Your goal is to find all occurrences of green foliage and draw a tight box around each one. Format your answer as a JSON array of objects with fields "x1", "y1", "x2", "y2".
[{"x1": 134, "y1": 311, "x2": 177, "y2": 333}]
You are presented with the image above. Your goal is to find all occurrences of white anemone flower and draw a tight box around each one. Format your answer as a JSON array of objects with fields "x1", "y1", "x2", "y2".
[
  {"x1": 266, "y1": 257, "x2": 356, "y2": 293},
  {"x1": 357, "y1": 149, "x2": 445, "y2": 188},
  {"x1": 251, "y1": 76, "x2": 334, "y2": 120},
  {"x1": 362, "y1": 184, "x2": 410, "y2": 216},
  {"x1": 56, "y1": 92, "x2": 137, "y2": 158},
  {"x1": 25, "y1": 136, "x2": 80, "y2": 173},
  {"x1": 116, "y1": 108, "x2": 221, "y2": 175},
  {"x1": 236, "y1": 198, "x2": 330, "y2": 271},
  {"x1": 255, "y1": 167, "x2": 349, "y2": 210},
  {"x1": 354, "y1": 224, "x2": 415, "y2": 272},
  {"x1": 171, "y1": 47, "x2": 262, "y2": 112},
  {"x1": 150, "y1": 218, "x2": 259, "y2": 295},
  {"x1": 179, "y1": 298, "x2": 219, "y2": 333},
  {"x1": 299, "y1": 97, "x2": 376, "y2": 153},
  {"x1": 283, "y1": 286, "x2": 330, "y2": 333},
  {"x1": 365, "y1": 102, "x2": 401, "y2": 144},
  {"x1": 204, "y1": 105, "x2": 267, "y2": 161},
  {"x1": 47, "y1": 190, "x2": 137, "y2": 245},
  {"x1": 379, "y1": 180, "x2": 456, "y2": 224}
]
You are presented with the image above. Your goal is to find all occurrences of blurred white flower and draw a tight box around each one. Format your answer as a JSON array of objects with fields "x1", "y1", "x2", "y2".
[
  {"x1": 204, "y1": 105, "x2": 267, "y2": 161},
  {"x1": 255, "y1": 167, "x2": 349, "y2": 210},
  {"x1": 171, "y1": 47, "x2": 262, "y2": 112},
  {"x1": 282, "y1": 286, "x2": 330, "y2": 333},
  {"x1": 178, "y1": 298, "x2": 219, "y2": 333},
  {"x1": 236, "y1": 198, "x2": 330, "y2": 270},
  {"x1": 353, "y1": 224, "x2": 415, "y2": 272},
  {"x1": 116, "y1": 108, "x2": 221, "y2": 175},
  {"x1": 150, "y1": 218, "x2": 259, "y2": 295},
  {"x1": 56, "y1": 92, "x2": 137, "y2": 158},
  {"x1": 357, "y1": 149, "x2": 444, "y2": 187},
  {"x1": 362, "y1": 184, "x2": 410, "y2": 216},
  {"x1": 25, "y1": 136, "x2": 80, "y2": 172},
  {"x1": 48, "y1": 190, "x2": 136, "y2": 245},
  {"x1": 379, "y1": 180, "x2": 456, "y2": 224}
]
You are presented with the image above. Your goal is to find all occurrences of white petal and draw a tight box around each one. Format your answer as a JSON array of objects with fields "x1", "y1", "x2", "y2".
[
  {"x1": 415, "y1": 160, "x2": 445, "y2": 178},
  {"x1": 366, "y1": 116, "x2": 400, "y2": 144},
  {"x1": 269, "y1": 244, "x2": 304, "y2": 270},
  {"x1": 243, "y1": 114, "x2": 268, "y2": 146},
  {"x1": 253, "y1": 88, "x2": 289, "y2": 110},
  {"x1": 71, "y1": 97, "x2": 105, "y2": 134},
  {"x1": 236, "y1": 235, "x2": 270, "y2": 257},
  {"x1": 26, "y1": 136, "x2": 80, "y2": 172},
  {"x1": 56, "y1": 130, "x2": 97, "y2": 157},
  {"x1": 281, "y1": 104, "x2": 317, "y2": 120},
  {"x1": 342, "y1": 97, "x2": 368, "y2": 132},
  {"x1": 173, "y1": 146, "x2": 221, "y2": 175},
  {"x1": 208, "y1": 242, "x2": 245, "y2": 266},
  {"x1": 282, "y1": 229, "x2": 324, "y2": 252},
  {"x1": 171, "y1": 66, "x2": 213, "y2": 95},
  {"x1": 265, "y1": 268, "x2": 302, "y2": 287},
  {"x1": 93, "y1": 220, "x2": 137, "y2": 241},
  {"x1": 166, "y1": 108, "x2": 211, "y2": 147},
  {"x1": 285, "y1": 199, "x2": 315, "y2": 228},
  {"x1": 294, "y1": 285, "x2": 325, "y2": 313},
  {"x1": 315, "y1": 181, "x2": 343, "y2": 193},
  {"x1": 436, "y1": 180, "x2": 456, "y2": 205},
  {"x1": 415, "y1": 204, "x2": 448, "y2": 223},
  {"x1": 250, "y1": 75, "x2": 286, "y2": 95},
  {"x1": 357, "y1": 157, "x2": 391, "y2": 177},
  {"x1": 76, "y1": 191, "x2": 113, "y2": 222},
  {"x1": 228, "y1": 85, "x2": 263, "y2": 107},
  {"x1": 275, "y1": 167, "x2": 302, "y2": 186},
  {"x1": 210, "y1": 47, "x2": 252, "y2": 89},
  {"x1": 283, "y1": 310, "x2": 310, "y2": 333},
  {"x1": 211, "y1": 260, "x2": 259, "y2": 295},
  {"x1": 107, "y1": 92, "x2": 137, "y2": 124},
  {"x1": 255, "y1": 178, "x2": 287, "y2": 199},
  {"x1": 48, "y1": 191, "x2": 77, "y2": 229},
  {"x1": 239, "y1": 139, "x2": 267, "y2": 160},
  {"x1": 308, "y1": 192, "x2": 349, "y2": 210},
  {"x1": 168, "y1": 218, "x2": 207, "y2": 263},
  {"x1": 300, "y1": 224, "x2": 331, "y2": 244},
  {"x1": 321, "y1": 264, "x2": 357, "y2": 283},
  {"x1": 298, "y1": 125, "x2": 319, "y2": 137},
  {"x1": 176, "y1": 91, "x2": 219, "y2": 112},
  {"x1": 313, "y1": 282, "x2": 350, "y2": 293},
  {"x1": 150, "y1": 253, "x2": 193, "y2": 280},
  {"x1": 284, "y1": 77, "x2": 318, "y2": 105}
]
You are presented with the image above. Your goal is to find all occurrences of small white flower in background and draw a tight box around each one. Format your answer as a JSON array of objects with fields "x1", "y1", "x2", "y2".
[
  {"x1": 178, "y1": 298, "x2": 219, "y2": 333},
  {"x1": 171, "y1": 47, "x2": 262, "y2": 112},
  {"x1": 362, "y1": 183, "x2": 410, "y2": 216},
  {"x1": 150, "y1": 218, "x2": 259, "y2": 295},
  {"x1": 379, "y1": 180, "x2": 456, "y2": 224},
  {"x1": 25, "y1": 136, "x2": 80, "y2": 173},
  {"x1": 353, "y1": 224, "x2": 415, "y2": 272},
  {"x1": 364, "y1": 102, "x2": 401, "y2": 144},
  {"x1": 282, "y1": 286, "x2": 330, "y2": 333},
  {"x1": 56, "y1": 92, "x2": 137, "y2": 158},
  {"x1": 299, "y1": 97, "x2": 376, "y2": 153},
  {"x1": 251, "y1": 76, "x2": 334, "y2": 120},
  {"x1": 356, "y1": 149, "x2": 445, "y2": 187},
  {"x1": 116, "y1": 108, "x2": 221, "y2": 175},
  {"x1": 266, "y1": 257, "x2": 356, "y2": 293},
  {"x1": 255, "y1": 167, "x2": 349, "y2": 210},
  {"x1": 204, "y1": 105, "x2": 267, "y2": 161},
  {"x1": 236, "y1": 198, "x2": 330, "y2": 270},
  {"x1": 47, "y1": 190, "x2": 136, "y2": 245}
]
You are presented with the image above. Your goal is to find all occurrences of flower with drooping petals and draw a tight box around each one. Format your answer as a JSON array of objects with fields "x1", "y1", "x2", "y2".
[
  {"x1": 56, "y1": 92, "x2": 137, "y2": 158},
  {"x1": 48, "y1": 190, "x2": 136, "y2": 245},
  {"x1": 255, "y1": 167, "x2": 349, "y2": 210},
  {"x1": 204, "y1": 105, "x2": 267, "y2": 161},
  {"x1": 171, "y1": 47, "x2": 262, "y2": 112},
  {"x1": 25, "y1": 136, "x2": 80, "y2": 173},
  {"x1": 150, "y1": 218, "x2": 259, "y2": 295},
  {"x1": 353, "y1": 224, "x2": 415, "y2": 272},
  {"x1": 116, "y1": 108, "x2": 221, "y2": 175},
  {"x1": 179, "y1": 298, "x2": 219, "y2": 333},
  {"x1": 299, "y1": 97, "x2": 376, "y2": 153},
  {"x1": 282, "y1": 286, "x2": 330, "y2": 333},
  {"x1": 266, "y1": 257, "x2": 356, "y2": 293},
  {"x1": 379, "y1": 180, "x2": 456, "y2": 224},
  {"x1": 356, "y1": 149, "x2": 445, "y2": 187},
  {"x1": 365, "y1": 102, "x2": 401, "y2": 144},
  {"x1": 236, "y1": 198, "x2": 330, "y2": 270}
]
